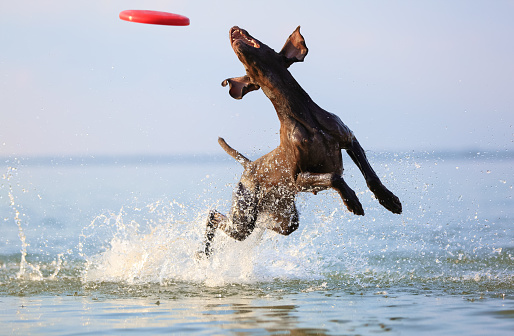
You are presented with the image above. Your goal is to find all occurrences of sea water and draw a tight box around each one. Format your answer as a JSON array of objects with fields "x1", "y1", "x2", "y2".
[{"x1": 0, "y1": 151, "x2": 513, "y2": 335}]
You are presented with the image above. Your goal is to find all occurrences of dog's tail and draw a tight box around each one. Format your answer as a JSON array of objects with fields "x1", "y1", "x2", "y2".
[{"x1": 218, "y1": 137, "x2": 251, "y2": 167}]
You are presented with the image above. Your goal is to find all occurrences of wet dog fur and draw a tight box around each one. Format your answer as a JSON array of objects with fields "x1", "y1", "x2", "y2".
[{"x1": 199, "y1": 26, "x2": 402, "y2": 257}]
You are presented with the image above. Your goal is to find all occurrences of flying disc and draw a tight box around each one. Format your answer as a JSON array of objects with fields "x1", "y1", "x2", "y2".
[{"x1": 119, "y1": 10, "x2": 190, "y2": 26}]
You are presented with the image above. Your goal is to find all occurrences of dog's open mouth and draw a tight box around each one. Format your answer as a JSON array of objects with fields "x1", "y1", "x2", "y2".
[{"x1": 231, "y1": 27, "x2": 260, "y2": 49}]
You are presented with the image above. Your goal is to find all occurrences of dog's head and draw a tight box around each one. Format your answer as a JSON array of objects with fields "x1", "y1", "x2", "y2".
[{"x1": 222, "y1": 26, "x2": 308, "y2": 100}]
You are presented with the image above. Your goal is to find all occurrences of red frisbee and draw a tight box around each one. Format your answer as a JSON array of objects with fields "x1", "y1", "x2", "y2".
[{"x1": 119, "y1": 10, "x2": 190, "y2": 26}]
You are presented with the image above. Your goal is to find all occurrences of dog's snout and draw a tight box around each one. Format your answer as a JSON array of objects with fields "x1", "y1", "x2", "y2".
[{"x1": 230, "y1": 27, "x2": 260, "y2": 48}]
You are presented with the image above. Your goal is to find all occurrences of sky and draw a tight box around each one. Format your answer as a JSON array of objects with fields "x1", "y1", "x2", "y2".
[{"x1": 1, "y1": 0, "x2": 513, "y2": 157}]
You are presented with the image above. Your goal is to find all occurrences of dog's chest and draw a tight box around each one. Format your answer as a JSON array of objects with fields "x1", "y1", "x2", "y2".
[
  {"x1": 288, "y1": 122, "x2": 337, "y2": 150},
  {"x1": 285, "y1": 122, "x2": 341, "y2": 170}
]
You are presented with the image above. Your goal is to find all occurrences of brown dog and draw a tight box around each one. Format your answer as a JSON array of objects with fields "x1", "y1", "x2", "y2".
[{"x1": 199, "y1": 26, "x2": 402, "y2": 257}]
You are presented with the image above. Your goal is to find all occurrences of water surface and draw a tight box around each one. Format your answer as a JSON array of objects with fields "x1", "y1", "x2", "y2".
[{"x1": 1, "y1": 152, "x2": 513, "y2": 335}]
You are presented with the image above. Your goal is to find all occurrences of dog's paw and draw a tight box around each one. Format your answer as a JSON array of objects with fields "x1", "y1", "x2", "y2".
[
  {"x1": 194, "y1": 239, "x2": 214, "y2": 261},
  {"x1": 339, "y1": 186, "x2": 364, "y2": 216},
  {"x1": 343, "y1": 196, "x2": 365, "y2": 216},
  {"x1": 368, "y1": 180, "x2": 402, "y2": 214},
  {"x1": 194, "y1": 249, "x2": 212, "y2": 261},
  {"x1": 333, "y1": 178, "x2": 365, "y2": 216}
]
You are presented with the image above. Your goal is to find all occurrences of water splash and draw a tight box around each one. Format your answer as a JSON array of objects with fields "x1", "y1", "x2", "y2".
[
  {"x1": 78, "y1": 198, "x2": 334, "y2": 287},
  {"x1": 2, "y1": 165, "x2": 62, "y2": 281},
  {"x1": 75, "y1": 180, "x2": 514, "y2": 290}
]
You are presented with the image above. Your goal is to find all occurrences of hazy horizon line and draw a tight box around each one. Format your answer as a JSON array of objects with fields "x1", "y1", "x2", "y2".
[{"x1": 1, "y1": 149, "x2": 513, "y2": 167}]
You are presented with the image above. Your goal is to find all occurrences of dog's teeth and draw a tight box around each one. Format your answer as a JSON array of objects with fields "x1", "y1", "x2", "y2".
[{"x1": 231, "y1": 29, "x2": 259, "y2": 48}]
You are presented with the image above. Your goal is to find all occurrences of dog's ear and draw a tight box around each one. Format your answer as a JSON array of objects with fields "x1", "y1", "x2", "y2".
[
  {"x1": 279, "y1": 26, "x2": 308, "y2": 67},
  {"x1": 221, "y1": 76, "x2": 260, "y2": 100}
]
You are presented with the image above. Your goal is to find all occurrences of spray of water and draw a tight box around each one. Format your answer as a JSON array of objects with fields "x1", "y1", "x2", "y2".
[
  {"x1": 78, "y1": 198, "x2": 333, "y2": 287},
  {"x1": 2, "y1": 165, "x2": 63, "y2": 281}
]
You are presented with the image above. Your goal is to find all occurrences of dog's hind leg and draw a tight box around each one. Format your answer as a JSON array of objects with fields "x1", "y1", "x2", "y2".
[
  {"x1": 345, "y1": 139, "x2": 402, "y2": 214},
  {"x1": 225, "y1": 181, "x2": 259, "y2": 240},
  {"x1": 199, "y1": 210, "x2": 227, "y2": 257},
  {"x1": 268, "y1": 197, "x2": 300, "y2": 236},
  {"x1": 198, "y1": 182, "x2": 258, "y2": 258}
]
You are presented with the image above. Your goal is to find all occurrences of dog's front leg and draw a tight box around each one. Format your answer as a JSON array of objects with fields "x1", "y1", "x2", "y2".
[
  {"x1": 345, "y1": 139, "x2": 402, "y2": 214},
  {"x1": 296, "y1": 172, "x2": 364, "y2": 215}
]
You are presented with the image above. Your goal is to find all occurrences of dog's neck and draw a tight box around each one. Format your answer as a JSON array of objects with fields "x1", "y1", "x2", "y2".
[{"x1": 257, "y1": 71, "x2": 319, "y2": 132}]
